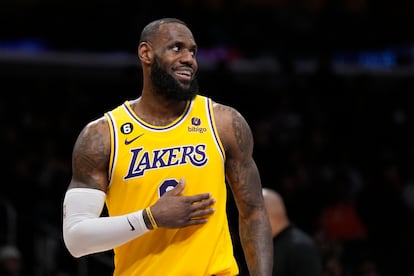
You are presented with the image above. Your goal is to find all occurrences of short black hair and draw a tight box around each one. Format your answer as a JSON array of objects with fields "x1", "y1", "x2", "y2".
[{"x1": 139, "y1": 18, "x2": 188, "y2": 43}]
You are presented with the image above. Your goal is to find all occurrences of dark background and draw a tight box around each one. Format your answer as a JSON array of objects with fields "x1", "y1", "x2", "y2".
[{"x1": 1, "y1": 0, "x2": 414, "y2": 275}]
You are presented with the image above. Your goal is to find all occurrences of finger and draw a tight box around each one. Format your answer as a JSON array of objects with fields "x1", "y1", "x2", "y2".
[
  {"x1": 187, "y1": 193, "x2": 214, "y2": 203},
  {"x1": 191, "y1": 208, "x2": 215, "y2": 218},
  {"x1": 186, "y1": 217, "x2": 209, "y2": 226},
  {"x1": 176, "y1": 178, "x2": 185, "y2": 195},
  {"x1": 164, "y1": 178, "x2": 185, "y2": 196},
  {"x1": 191, "y1": 198, "x2": 215, "y2": 209}
]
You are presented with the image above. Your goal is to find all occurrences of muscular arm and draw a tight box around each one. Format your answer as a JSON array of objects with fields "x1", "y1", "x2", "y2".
[
  {"x1": 63, "y1": 117, "x2": 149, "y2": 257},
  {"x1": 214, "y1": 103, "x2": 273, "y2": 276},
  {"x1": 68, "y1": 117, "x2": 110, "y2": 192}
]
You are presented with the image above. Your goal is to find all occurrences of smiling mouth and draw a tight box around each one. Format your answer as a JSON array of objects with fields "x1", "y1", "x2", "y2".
[
  {"x1": 175, "y1": 65, "x2": 193, "y2": 77},
  {"x1": 176, "y1": 71, "x2": 192, "y2": 81}
]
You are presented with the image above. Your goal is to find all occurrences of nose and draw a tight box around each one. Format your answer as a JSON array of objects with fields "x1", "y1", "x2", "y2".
[{"x1": 179, "y1": 49, "x2": 196, "y2": 65}]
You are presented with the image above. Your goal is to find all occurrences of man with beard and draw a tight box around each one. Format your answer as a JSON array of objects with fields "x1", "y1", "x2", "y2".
[{"x1": 62, "y1": 18, "x2": 273, "y2": 276}]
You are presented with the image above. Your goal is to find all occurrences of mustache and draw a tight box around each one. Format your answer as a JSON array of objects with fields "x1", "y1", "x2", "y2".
[{"x1": 151, "y1": 57, "x2": 198, "y2": 101}]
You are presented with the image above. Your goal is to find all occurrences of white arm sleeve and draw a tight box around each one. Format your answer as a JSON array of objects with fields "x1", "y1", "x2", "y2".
[{"x1": 62, "y1": 188, "x2": 149, "y2": 258}]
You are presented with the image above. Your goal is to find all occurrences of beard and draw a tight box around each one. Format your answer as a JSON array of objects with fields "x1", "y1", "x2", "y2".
[{"x1": 150, "y1": 56, "x2": 199, "y2": 101}]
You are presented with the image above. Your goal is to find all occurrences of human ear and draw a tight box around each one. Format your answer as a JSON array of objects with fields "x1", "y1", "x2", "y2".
[{"x1": 138, "y1": 42, "x2": 153, "y2": 64}]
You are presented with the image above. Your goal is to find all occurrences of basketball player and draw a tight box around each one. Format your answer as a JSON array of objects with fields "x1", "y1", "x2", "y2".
[{"x1": 62, "y1": 18, "x2": 273, "y2": 276}]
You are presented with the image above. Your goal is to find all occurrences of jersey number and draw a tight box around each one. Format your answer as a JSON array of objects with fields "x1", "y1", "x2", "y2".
[{"x1": 159, "y1": 179, "x2": 178, "y2": 197}]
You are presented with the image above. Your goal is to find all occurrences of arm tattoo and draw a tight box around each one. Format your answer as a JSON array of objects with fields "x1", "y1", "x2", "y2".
[
  {"x1": 72, "y1": 120, "x2": 109, "y2": 189},
  {"x1": 230, "y1": 107, "x2": 253, "y2": 155}
]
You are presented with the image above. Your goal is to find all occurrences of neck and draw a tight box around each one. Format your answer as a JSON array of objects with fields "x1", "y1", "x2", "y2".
[
  {"x1": 273, "y1": 220, "x2": 290, "y2": 237},
  {"x1": 131, "y1": 95, "x2": 189, "y2": 126}
]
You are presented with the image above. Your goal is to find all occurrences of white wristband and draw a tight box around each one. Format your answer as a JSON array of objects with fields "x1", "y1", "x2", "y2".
[{"x1": 63, "y1": 188, "x2": 149, "y2": 258}]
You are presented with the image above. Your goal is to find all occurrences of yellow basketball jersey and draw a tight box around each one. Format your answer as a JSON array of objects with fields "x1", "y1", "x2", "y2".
[{"x1": 104, "y1": 95, "x2": 239, "y2": 276}]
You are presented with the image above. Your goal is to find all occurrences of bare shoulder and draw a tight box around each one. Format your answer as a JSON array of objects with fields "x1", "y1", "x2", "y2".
[
  {"x1": 212, "y1": 102, "x2": 254, "y2": 155},
  {"x1": 76, "y1": 116, "x2": 111, "y2": 148},
  {"x1": 69, "y1": 116, "x2": 111, "y2": 191}
]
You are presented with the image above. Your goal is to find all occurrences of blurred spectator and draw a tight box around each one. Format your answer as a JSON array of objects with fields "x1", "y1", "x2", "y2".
[
  {"x1": 319, "y1": 200, "x2": 367, "y2": 241},
  {"x1": 0, "y1": 245, "x2": 23, "y2": 276},
  {"x1": 313, "y1": 227, "x2": 344, "y2": 276},
  {"x1": 352, "y1": 255, "x2": 380, "y2": 276},
  {"x1": 263, "y1": 187, "x2": 323, "y2": 276},
  {"x1": 322, "y1": 253, "x2": 343, "y2": 276},
  {"x1": 318, "y1": 172, "x2": 367, "y2": 242}
]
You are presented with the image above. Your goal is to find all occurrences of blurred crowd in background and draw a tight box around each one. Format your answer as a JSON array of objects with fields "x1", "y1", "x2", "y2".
[{"x1": 1, "y1": 0, "x2": 414, "y2": 275}]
